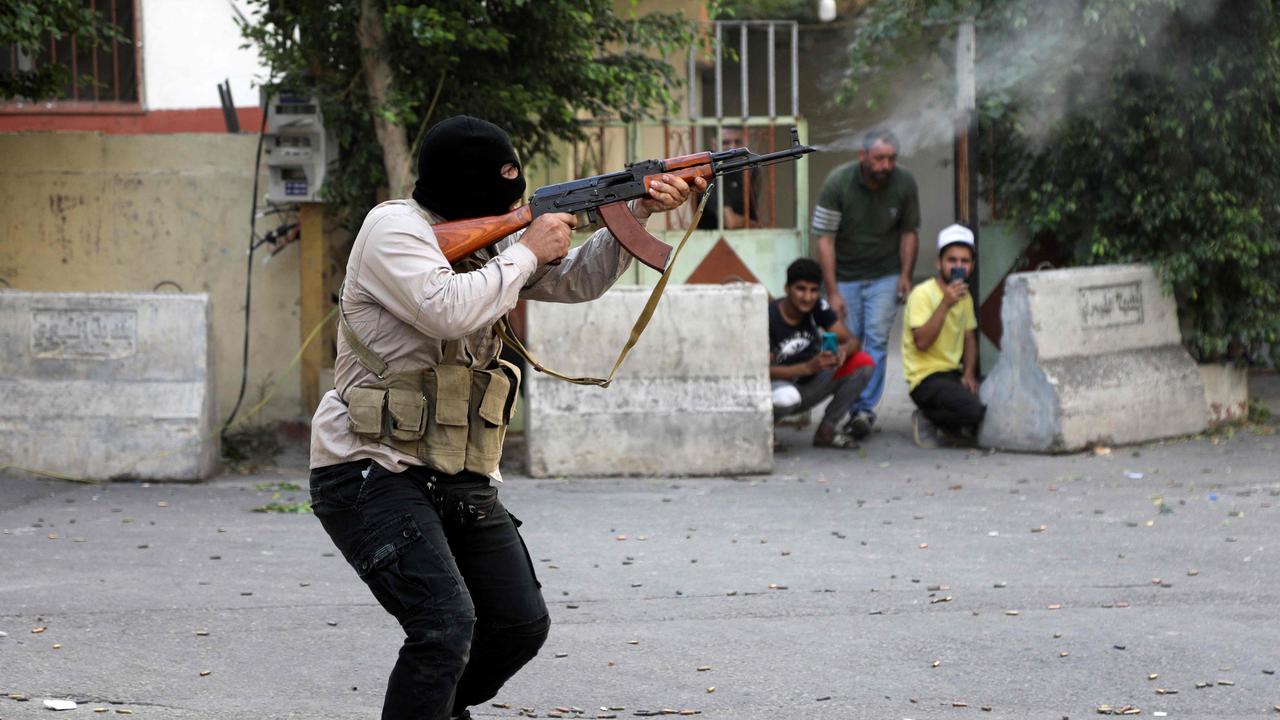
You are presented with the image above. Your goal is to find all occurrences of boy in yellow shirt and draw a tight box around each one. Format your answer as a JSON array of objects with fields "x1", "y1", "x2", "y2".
[{"x1": 901, "y1": 224, "x2": 985, "y2": 447}]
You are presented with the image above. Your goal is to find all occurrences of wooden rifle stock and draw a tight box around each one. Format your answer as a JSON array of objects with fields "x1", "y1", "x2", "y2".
[
  {"x1": 432, "y1": 198, "x2": 681, "y2": 272},
  {"x1": 433, "y1": 204, "x2": 534, "y2": 264}
]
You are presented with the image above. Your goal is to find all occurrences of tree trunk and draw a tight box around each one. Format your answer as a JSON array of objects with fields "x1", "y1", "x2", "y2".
[{"x1": 357, "y1": 0, "x2": 413, "y2": 198}]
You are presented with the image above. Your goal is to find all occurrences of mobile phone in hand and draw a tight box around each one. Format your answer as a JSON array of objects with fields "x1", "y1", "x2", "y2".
[
  {"x1": 949, "y1": 267, "x2": 967, "y2": 284},
  {"x1": 821, "y1": 331, "x2": 838, "y2": 354}
]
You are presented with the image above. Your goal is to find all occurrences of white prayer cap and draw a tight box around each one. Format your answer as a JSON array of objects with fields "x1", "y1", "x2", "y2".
[{"x1": 937, "y1": 224, "x2": 975, "y2": 254}]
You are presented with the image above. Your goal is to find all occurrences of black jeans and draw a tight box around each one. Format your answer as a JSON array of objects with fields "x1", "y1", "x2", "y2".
[
  {"x1": 909, "y1": 370, "x2": 986, "y2": 436},
  {"x1": 310, "y1": 460, "x2": 549, "y2": 720}
]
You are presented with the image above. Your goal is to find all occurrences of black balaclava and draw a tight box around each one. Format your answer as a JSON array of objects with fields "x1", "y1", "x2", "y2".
[{"x1": 412, "y1": 115, "x2": 526, "y2": 220}]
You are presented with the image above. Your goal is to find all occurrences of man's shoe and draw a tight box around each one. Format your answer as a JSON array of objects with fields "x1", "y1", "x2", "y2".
[
  {"x1": 845, "y1": 410, "x2": 874, "y2": 440},
  {"x1": 937, "y1": 425, "x2": 979, "y2": 449},
  {"x1": 911, "y1": 410, "x2": 939, "y2": 449},
  {"x1": 813, "y1": 424, "x2": 860, "y2": 450}
]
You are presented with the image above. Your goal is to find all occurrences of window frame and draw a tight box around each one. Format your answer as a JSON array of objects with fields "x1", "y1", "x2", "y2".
[{"x1": 1, "y1": 0, "x2": 144, "y2": 115}]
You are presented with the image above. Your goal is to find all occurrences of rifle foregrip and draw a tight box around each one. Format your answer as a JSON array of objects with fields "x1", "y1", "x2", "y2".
[
  {"x1": 644, "y1": 165, "x2": 715, "y2": 193},
  {"x1": 661, "y1": 151, "x2": 714, "y2": 171},
  {"x1": 433, "y1": 205, "x2": 535, "y2": 264}
]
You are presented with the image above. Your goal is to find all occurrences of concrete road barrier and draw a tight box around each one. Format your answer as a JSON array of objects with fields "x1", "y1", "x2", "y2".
[
  {"x1": 1199, "y1": 363, "x2": 1249, "y2": 426},
  {"x1": 523, "y1": 284, "x2": 772, "y2": 476},
  {"x1": 979, "y1": 264, "x2": 1207, "y2": 452},
  {"x1": 0, "y1": 291, "x2": 218, "y2": 480}
]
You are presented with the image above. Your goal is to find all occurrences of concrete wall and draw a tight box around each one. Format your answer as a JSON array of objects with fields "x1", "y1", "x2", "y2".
[
  {"x1": 979, "y1": 264, "x2": 1207, "y2": 452},
  {"x1": 0, "y1": 132, "x2": 304, "y2": 428},
  {"x1": 524, "y1": 284, "x2": 773, "y2": 476},
  {"x1": 1199, "y1": 363, "x2": 1249, "y2": 426},
  {"x1": 0, "y1": 291, "x2": 218, "y2": 481}
]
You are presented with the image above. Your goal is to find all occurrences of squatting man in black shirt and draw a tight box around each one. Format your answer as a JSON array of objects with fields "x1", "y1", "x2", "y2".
[{"x1": 768, "y1": 258, "x2": 875, "y2": 449}]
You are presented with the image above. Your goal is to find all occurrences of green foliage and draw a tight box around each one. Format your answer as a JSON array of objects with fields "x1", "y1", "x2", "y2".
[
  {"x1": 251, "y1": 501, "x2": 313, "y2": 514},
  {"x1": 714, "y1": 0, "x2": 821, "y2": 22},
  {"x1": 0, "y1": 0, "x2": 128, "y2": 101},
  {"x1": 255, "y1": 481, "x2": 303, "y2": 492},
  {"x1": 1247, "y1": 399, "x2": 1272, "y2": 425},
  {"x1": 841, "y1": 0, "x2": 1280, "y2": 362},
  {"x1": 252, "y1": 481, "x2": 310, "y2": 514},
  {"x1": 238, "y1": 0, "x2": 699, "y2": 230},
  {"x1": 221, "y1": 424, "x2": 282, "y2": 474}
]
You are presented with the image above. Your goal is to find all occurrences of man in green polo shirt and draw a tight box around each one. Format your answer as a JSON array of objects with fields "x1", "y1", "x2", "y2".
[{"x1": 812, "y1": 128, "x2": 920, "y2": 441}]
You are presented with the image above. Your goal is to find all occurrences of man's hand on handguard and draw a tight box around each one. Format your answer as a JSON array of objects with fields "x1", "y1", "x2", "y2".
[
  {"x1": 635, "y1": 174, "x2": 708, "y2": 219},
  {"x1": 520, "y1": 212, "x2": 577, "y2": 265}
]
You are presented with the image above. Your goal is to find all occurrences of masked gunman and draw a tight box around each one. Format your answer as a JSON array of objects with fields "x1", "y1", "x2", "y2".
[{"x1": 308, "y1": 116, "x2": 704, "y2": 720}]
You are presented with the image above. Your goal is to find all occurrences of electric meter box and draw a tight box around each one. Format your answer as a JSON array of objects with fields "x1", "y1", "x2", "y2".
[{"x1": 262, "y1": 91, "x2": 337, "y2": 203}]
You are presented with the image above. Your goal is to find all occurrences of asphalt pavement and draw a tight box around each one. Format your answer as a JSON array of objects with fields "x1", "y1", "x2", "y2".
[{"x1": 3, "y1": 377, "x2": 1280, "y2": 720}]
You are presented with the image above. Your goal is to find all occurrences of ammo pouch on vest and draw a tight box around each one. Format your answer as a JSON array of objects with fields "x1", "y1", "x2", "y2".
[{"x1": 340, "y1": 311, "x2": 520, "y2": 477}]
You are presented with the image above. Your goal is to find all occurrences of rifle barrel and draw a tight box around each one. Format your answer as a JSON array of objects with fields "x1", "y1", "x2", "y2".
[{"x1": 713, "y1": 145, "x2": 815, "y2": 176}]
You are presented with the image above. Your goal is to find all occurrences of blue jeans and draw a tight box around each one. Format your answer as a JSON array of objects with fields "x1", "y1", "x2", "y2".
[{"x1": 837, "y1": 273, "x2": 900, "y2": 417}]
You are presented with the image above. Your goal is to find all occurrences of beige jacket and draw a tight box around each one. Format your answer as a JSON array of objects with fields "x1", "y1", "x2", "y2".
[{"x1": 309, "y1": 198, "x2": 639, "y2": 476}]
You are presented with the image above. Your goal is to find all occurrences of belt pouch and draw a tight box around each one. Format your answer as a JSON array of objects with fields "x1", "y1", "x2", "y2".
[
  {"x1": 424, "y1": 365, "x2": 472, "y2": 475},
  {"x1": 346, "y1": 386, "x2": 387, "y2": 437},
  {"x1": 464, "y1": 367, "x2": 512, "y2": 474},
  {"x1": 386, "y1": 387, "x2": 427, "y2": 442}
]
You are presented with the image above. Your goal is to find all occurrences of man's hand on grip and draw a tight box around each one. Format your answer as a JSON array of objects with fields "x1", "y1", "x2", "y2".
[{"x1": 521, "y1": 212, "x2": 576, "y2": 265}]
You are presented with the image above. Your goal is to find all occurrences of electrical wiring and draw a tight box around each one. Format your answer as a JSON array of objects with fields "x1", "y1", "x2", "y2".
[{"x1": 220, "y1": 101, "x2": 270, "y2": 437}]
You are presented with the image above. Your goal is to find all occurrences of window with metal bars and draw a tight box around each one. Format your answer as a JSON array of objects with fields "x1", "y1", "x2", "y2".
[{"x1": 2, "y1": 0, "x2": 141, "y2": 112}]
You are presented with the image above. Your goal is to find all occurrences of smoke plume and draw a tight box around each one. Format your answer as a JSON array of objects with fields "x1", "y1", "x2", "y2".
[{"x1": 817, "y1": 0, "x2": 1225, "y2": 156}]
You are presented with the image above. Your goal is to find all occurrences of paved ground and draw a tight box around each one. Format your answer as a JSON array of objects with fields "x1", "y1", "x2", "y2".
[{"x1": 3, "y1": 371, "x2": 1278, "y2": 720}]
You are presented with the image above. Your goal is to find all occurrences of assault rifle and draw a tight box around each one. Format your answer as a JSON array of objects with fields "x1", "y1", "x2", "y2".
[{"x1": 433, "y1": 128, "x2": 816, "y2": 272}]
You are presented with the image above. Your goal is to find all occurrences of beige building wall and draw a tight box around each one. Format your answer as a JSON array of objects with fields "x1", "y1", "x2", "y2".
[{"x1": 0, "y1": 132, "x2": 306, "y2": 429}]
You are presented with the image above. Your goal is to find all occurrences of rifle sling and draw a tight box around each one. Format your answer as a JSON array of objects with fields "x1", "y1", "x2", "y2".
[{"x1": 497, "y1": 185, "x2": 715, "y2": 388}]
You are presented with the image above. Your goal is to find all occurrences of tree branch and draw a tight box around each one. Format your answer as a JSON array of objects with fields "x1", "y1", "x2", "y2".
[{"x1": 357, "y1": 0, "x2": 413, "y2": 198}]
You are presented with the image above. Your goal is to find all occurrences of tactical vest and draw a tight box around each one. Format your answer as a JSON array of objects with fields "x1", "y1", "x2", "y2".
[{"x1": 338, "y1": 310, "x2": 520, "y2": 477}]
